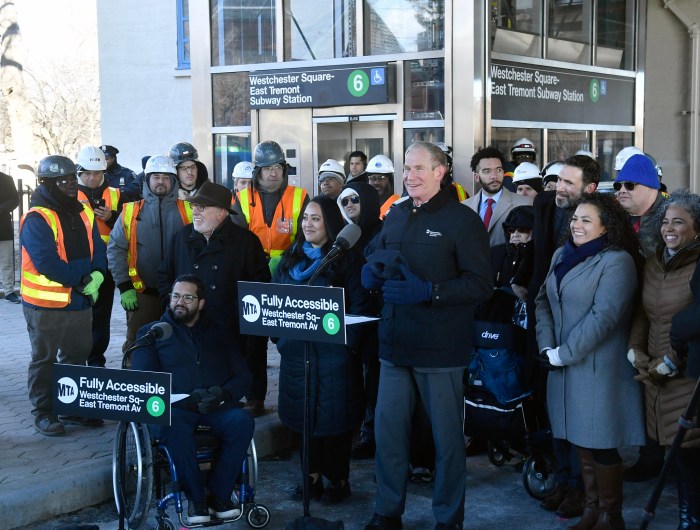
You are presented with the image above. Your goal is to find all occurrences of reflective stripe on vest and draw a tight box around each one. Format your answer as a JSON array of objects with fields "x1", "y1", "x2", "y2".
[
  {"x1": 453, "y1": 183, "x2": 468, "y2": 201},
  {"x1": 77, "y1": 187, "x2": 121, "y2": 243},
  {"x1": 122, "y1": 200, "x2": 192, "y2": 293},
  {"x1": 237, "y1": 186, "x2": 306, "y2": 256},
  {"x1": 379, "y1": 195, "x2": 400, "y2": 219},
  {"x1": 20, "y1": 205, "x2": 95, "y2": 308}
]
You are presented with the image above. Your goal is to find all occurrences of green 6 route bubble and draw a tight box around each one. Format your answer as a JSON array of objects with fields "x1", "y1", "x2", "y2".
[
  {"x1": 147, "y1": 396, "x2": 165, "y2": 417},
  {"x1": 589, "y1": 79, "x2": 600, "y2": 103},
  {"x1": 323, "y1": 313, "x2": 341, "y2": 335},
  {"x1": 348, "y1": 70, "x2": 369, "y2": 97}
]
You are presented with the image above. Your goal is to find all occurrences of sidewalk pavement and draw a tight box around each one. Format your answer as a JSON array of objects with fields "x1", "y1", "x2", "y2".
[{"x1": 0, "y1": 295, "x2": 292, "y2": 529}]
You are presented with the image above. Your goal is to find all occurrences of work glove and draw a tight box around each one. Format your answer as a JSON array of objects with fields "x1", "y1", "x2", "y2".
[
  {"x1": 627, "y1": 348, "x2": 651, "y2": 370},
  {"x1": 198, "y1": 386, "x2": 232, "y2": 415},
  {"x1": 536, "y1": 347, "x2": 562, "y2": 371},
  {"x1": 80, "y1": 271, "x2": 104, "y2": 304},
  {"x1": 120, "y1": 289, "x2": 138, "y2": 311},
  {"x1": 382, "y1": 264, "x2": 432, "y2": 305},
  {"x1": 361, "y1": 263, "x2": 385, "y2": 292},
  {"x1": 647, "y1": 356, "x2": 679, "y2": 381}
]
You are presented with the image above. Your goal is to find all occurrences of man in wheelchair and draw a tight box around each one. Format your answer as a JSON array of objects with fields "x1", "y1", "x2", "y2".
[{"x1": 132, "y1": 274, "x2": 255, "y2": 524}]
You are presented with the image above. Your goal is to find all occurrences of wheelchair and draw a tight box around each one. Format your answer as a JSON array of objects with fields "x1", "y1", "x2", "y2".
[{"x1": 112, "y1": 419, "x2": 270, "y2": 529}]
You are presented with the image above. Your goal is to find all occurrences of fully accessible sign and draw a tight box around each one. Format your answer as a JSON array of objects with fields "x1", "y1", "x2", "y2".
[
  {"x1": 238, "y1": 281, "x2": 346, "y2": 344},
  {"x1": 491, "y1": 59, "x2": 635, "y2": 126},
  {"x1": 249, "y1": 64, "x2": 392, "y2": 109}
]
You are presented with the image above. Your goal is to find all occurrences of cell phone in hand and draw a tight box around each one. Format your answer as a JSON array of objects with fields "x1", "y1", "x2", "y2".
[{"x1": 92, "y1": 198, "x2": 106, "y2": 209}]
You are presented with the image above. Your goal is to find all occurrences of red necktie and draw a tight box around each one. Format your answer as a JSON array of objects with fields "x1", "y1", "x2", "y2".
[{"x1": 483, "y1": 198, "x2": 494, "y2": 229}]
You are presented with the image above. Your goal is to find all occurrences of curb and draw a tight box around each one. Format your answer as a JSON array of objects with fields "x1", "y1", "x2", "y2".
[{"x1": 3, "y1": 413, "x2": 292, "y2": 529}]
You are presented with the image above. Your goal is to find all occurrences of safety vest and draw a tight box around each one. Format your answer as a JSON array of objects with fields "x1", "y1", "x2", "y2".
[
  {"x1": 20, "y1": 205, "x2": 95, "y2": 308},
  {"x1": 121, "y1": 199, "x2": 192, "y2": 292},
  {"x1": 77, "y1": 187, "x2": 120, "y2": 243},
  {"x1": 237, "y1": 186, "x2": 306, "y2": 259},
  {"x1": 452, "y1": 182, "x2": 468, "y2": 201},
  {"x1": 380, "y1": 194, "x2": 400, "y2": 219}
]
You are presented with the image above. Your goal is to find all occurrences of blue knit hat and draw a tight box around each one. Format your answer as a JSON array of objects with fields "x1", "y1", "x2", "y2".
[{"x1": 614, "y1": 154, "x2": 660, "y2": 190}]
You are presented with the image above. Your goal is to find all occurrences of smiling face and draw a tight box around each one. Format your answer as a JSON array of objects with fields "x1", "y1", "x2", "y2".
[
  {"x1": 570, "y1": 203, "x2": 606, "y2": 246},
  {"x1": 302, "y1": 201, "x2": 329, "y2": 248},
  {"x1": 556, "y1": 164, "x2": 595, "y2": 208},
  {"x1": 192, "y1": 204, "x2": 227, "y2": 239},
  {"x1": 661, "y1": 204, "x2": 698, "y2": 252},
  {"x1": 342, "y1": 193, "x2": 361, "y2": 222},
  {"x1": 403, "y1": 146, "x2": 445, "y2": 205}
]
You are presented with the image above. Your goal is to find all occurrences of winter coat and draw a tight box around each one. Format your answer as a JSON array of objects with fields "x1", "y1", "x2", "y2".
[
  {"x1": 628, "y1": 242, "x2": 700, "y2": 447},
  {"x1": 158, "y1": 216, "x2": 271, "y2": 327},
  {"x1": 107, "y1": 175, "x2": 187, "y2": 293},
  {"x1": 0, "y1": 172, "x2": 19, "y2": 241},
  {"x1": 105, "y1": 163, "x2": 136, "y2": 191},
  {"x1": 20, "y1": 185, "x2": 107, "y2": 311},
  {"x1": 535, "y1": 246, "x2": 645, "y2": 449},
  {"x1": 132, "y1": 309, "x2": 251, "y2": 406},
  {"x1": 671, "y1": 258, "x2": 700, "y2": 378},
  {"x1": 636, "y1": 192, "x2": 665, "y2": 258},
  {"x1": 374, "y1": 189, "x2": 493, "y2": 368},
  {"x1": 273, "y1": 250, "x2": 370, "y2": 437}
]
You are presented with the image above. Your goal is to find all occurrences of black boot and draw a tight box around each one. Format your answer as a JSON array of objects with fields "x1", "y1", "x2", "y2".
[{"x1": 677, "y1": 451, "x2": 700, "y2": 530}]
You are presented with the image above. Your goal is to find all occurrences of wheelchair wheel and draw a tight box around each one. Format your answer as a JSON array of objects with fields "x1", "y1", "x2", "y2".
[
  {"x1": 246, "y1": 503, "x2": 271, "y2": 528},
  {"x1": 487, "y1": 440, "x2": 509, "y2": 467},
  {"x1": 156, "y1": 516, "x2": 177, "y2": 530},
  {"x1": 522, "y1": 454, "x2": 557, "y2": 500},
  {"x1": 248, "y1": 439, "x2": 258, "y2": 491},
  {"x1": 113, "y1": 421, "x2": 153, "y2": 529}
]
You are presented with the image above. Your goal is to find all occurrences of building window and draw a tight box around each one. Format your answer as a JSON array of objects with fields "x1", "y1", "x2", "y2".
[
  {"x1": 211, "y1": 0, "x2": 277, "y2": 66},
  {"x1": 491, "y1": 0, "x2": 543, "y2": 59},
  {"x1": 403, "y1": 127, "x2": 444, "y2": 152},
  {"x1": 596, "y1": 131, "x2": 633, "y2": 181},
  {"x1": 405, "y1": 58, "x2": 444, "y2": 121},
  {"x1": 177, "y1": 0, "x2": 191, "y2": 69},
  {"x1": 364, "y1": 0, "x2": 444, "y2": 55},
  {"x1": 213, "y1": 73, "x2": 251, "y2": 127},
  {"x1": 284, "y1": 0, "x2": 356, "y2": 60},
  {"x1": 214, "y1": 133, "x2": 252, "y2": 188}
]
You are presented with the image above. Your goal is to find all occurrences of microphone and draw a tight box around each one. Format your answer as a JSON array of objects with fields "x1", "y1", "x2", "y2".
[
  {"x1": 144, "y1": 322, "x2": 173, "y2": 341},
  {"x1": 323, "y1": 224, "x2": 362, "y2": 263}
]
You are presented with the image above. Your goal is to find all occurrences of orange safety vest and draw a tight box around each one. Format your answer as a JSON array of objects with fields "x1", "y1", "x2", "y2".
[
  {"x1": 77, "y1": 187, "x2": 120, "y2": 243},
  {"x1": 20, "y1": 205, "x2": 95, "y2": 308},
  {"x1": 121, "y1": 199, "x2": 192, "y2": 292},
  {"x1": 452, "y1": 182, "x2": 468, "y2": 201},
  {"x1": 237, "y1": 186, "x2": 306, "y2": 258},
  {"x1": 380, "y1": 194, "x2": 400, "y2": 219}
]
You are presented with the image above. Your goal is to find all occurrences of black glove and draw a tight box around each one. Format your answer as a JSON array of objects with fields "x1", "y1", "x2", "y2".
[
  {"x1": 175, "y1": 388, "x2": 207, "y2": 411},
  {"x1": 536, "y1": 350, "x2": 561, "y2": 371},
  {"x1": 198, "y1": 386, "x2": 232, "y2": 415}
]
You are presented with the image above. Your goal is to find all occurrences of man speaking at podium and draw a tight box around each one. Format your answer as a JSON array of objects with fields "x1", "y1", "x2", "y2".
[{"x1": 132, "y1": 274, "x2": 254, "y2": 524}]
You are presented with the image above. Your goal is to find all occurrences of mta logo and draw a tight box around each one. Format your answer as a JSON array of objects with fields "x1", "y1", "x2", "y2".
[
  {"x1": 242, "y1": 295, "x2": 261, "y2": 323},
  {"x1": 57, "y1": 377, "x2": 78, "y2": 404}
]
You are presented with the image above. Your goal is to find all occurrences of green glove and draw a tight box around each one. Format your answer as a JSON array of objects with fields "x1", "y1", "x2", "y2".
[
  {"x1": 81, "y1": 271, "x2": 104, "y2": 303},
  {"x1": 120, "y1": 289, "x2": 138, "y2": 311}
]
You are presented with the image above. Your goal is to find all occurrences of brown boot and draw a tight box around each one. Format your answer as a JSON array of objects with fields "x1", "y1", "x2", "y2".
[
  {"x1": 591, "y1": 461, "x2": 625, "y2": 530},
  {"x1": 569, "y1": 448, "x2": 599, "y2": 530}
]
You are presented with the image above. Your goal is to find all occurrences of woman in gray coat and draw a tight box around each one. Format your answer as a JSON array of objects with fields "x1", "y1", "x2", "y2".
[{"x1": 536, "y1": 193, "x2": 646, "y2": 530}]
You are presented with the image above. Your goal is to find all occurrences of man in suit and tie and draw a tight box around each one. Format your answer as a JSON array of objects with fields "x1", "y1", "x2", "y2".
[{"x1": 464, "y1": 146, "x2": 532, "y2": 247}]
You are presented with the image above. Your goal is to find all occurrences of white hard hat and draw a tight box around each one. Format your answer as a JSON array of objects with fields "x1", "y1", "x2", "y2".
[
  {"x1": 366, "y1": 154, "x2": 394, "y2": 174},
  {"x1": 614, "y1": 146, "x2": 643, "y2": 171},
  {"x1": 575, "y1": 149, "x2": 594, "y2": 158},
  {"x1": 76, "y1": 145, "x2": 107, "y2": 172},
  {"x1": 318, "y1": 159, "x2": 345, "y2": 177},
  {"x1": 542, "y1": 161, "x2": 565, "y2": 177},
  {"x1": 512, "y1": 162, "x2": 541, "y2": 183},
  {"x1": 512, "y1": 138, "x2": 536, "y2": 154},
  {"x1": 232, "y1": 161, "x2": 254, "y2": 180},
  {"x1": 434, "y1": 142, "x2": 452, "y2": 155},
  {"x1": 145, "y1": 155, "x2": 176, "y2": 176}
]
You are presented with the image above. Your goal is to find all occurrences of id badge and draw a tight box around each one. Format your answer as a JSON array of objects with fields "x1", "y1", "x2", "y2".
[{"x1": 276, "y1": 218, "x2": 292, "y2": 234}]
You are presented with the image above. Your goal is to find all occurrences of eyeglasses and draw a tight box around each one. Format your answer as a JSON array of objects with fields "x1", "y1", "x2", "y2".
[
  {"x1": 169, "y1": 293, "x2": 198, "y2": 304},
  {"x1": 341, "y1": 196, "x2": 361, "y2": 207},
  {"x1": 613, "y1": 181, "x2": 637, "y2": 192},
  {"x1": 178, "y1": 164, "x2": 197, "y2": 173},
  {"x1": 368, "y1": 175, "x2": 387, "y2": 182},
  {"x1": 190, "y1": 203, "x2": 208, "y2": 212},
  {"x1": 262, "y1": 164, "x2": 284, "y2": 172},
  {"x1": 56, "y1": 175, "x2": 77, "y2": 186}
]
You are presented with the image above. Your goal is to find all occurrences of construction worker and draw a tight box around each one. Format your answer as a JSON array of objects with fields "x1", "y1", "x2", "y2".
[
  {"x1": 232, "y1": 161, "x2": 254, "y2": 194},
  {"x1": 20, "y1": 155, "x2": 107, "y2": 435},
  {"x1": 366, "y1": 154, "x2": 400, "y2": 219},
  {"x1": 107, "y1": 155, "x2": 192, "y2": 352},
  {"x1": 169, "y1": 142, "x2": 209, "y2": 199},
  {"x1": 75, "y1": 145, "x2": 126, "y2": 367},
  {"x1": 435, "y1": 143, "x2": 469, "y2": 201}
]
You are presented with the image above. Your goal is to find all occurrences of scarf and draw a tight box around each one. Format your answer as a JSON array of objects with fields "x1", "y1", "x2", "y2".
[
  {"x1": 554, "y1": 234, "x2": 608, "y2": 288},
  {"x1": 288, "y1": 241, "x2": 324, "y2": 282}
]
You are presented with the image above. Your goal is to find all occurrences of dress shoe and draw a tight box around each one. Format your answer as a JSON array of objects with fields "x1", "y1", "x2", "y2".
[
  {"x1": 540, "y1": 483, "x2": 568, "y2": 511},
  {"x1": 243, "y1": 399, "x2": 266, "y2": 417},
  {"x1": 320, "y1": 480, "x2": 351, "y2": 504},
  {"x1": 556, "y1": 487, "x2": 585, "y2": 519},
  {"x1": 364, "y1": 513, "x2": 403, "y2": 530}
]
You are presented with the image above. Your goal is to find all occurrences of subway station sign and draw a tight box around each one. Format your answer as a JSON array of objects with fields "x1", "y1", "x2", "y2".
[
  {"x1": 491, "y1": 60, "x2": 635, "y2": 126},
  {"x1": 249, "y1": 64, "x2": 393, "y2": 109},
  {"x1": 238, "y1": 281, "x2": 346, "y2": 344}
]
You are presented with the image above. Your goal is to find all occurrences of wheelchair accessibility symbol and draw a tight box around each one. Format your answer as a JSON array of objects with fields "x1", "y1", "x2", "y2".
[{"x1": 371, "y1": 68, "x2": 385, "y2": 85}]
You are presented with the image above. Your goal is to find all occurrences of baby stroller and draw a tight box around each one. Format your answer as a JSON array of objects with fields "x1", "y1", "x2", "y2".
[{"x1": 463, "y1": 288, "x2": 556, "y2": 500}]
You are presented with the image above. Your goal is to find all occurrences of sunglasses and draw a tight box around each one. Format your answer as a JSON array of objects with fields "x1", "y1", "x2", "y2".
[
  {"x1": 613, "y1": 181, "x2": 637, "y2": 192},
  {"x1": 341, "y1": 196, "x2": 360, "y2": 207}
]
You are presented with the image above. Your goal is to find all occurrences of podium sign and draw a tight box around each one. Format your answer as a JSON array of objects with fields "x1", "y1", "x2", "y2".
[
  {"x1": 238, "y1": 281, "x2": 346, "y2": 344},
  {"x1": 54, "y1": 364, "x2": 171, "y2": 425}
]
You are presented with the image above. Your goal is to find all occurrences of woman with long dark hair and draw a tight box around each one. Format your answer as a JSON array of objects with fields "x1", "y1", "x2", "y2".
[
  {"x1": 535, "y1": 192, "x2": 645, "y2": 529},
  {"x1": 273, "y1": 195, "x2": 370, "y2": 504}
]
